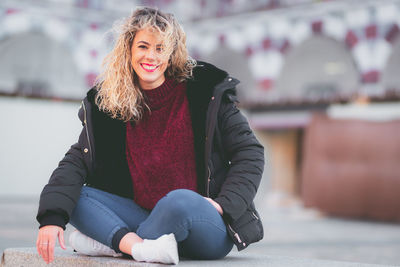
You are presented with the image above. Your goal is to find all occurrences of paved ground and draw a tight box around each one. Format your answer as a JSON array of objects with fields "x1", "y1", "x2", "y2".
[
  {"x1": 1, "y1": 195, "x2": 400, "y2": 266},
  {"x1": 2, "y1": 247, "x2": 392, "y2": 267}
]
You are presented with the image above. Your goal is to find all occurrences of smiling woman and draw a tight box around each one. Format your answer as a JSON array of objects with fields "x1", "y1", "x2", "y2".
[
  {"x1": 94, "y1": 8, "x2": 194, "y2": 123},
  {"x1": 35, "y1": 7, "x2": 264, "y2": 265},
  {"x1": 130, "y1": 29, "x2": 169, "y2": 90}
]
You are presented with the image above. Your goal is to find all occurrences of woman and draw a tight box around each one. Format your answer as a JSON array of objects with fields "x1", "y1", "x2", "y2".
[{"x1": 36, "y1": 7, "x2": 264, "y2": 265}]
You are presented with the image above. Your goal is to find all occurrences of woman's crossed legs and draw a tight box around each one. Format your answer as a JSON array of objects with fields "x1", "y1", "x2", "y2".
[{"x1": 70, "y1": 187, "x2": 233, "y2": 260}]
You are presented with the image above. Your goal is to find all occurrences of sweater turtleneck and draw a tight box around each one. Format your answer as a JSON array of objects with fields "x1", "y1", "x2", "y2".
[{"x1": 141, "y1": 78, "x2": 177, "y2": 110}]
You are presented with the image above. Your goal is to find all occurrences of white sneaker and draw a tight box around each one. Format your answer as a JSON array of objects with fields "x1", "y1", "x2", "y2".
[
  {"x1": 131, "y1": 233, "x2": 179, "y2": 265},
  {"x1": 69, "y1": 230, "x2": 122, "y2": 257}
]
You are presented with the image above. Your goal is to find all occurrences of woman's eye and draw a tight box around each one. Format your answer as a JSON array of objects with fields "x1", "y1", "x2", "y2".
[{"x1": 138, "y1": 45, "x2": 147, "y2": 49}]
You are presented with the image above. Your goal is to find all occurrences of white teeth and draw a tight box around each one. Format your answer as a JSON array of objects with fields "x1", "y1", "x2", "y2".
[{"x1": 142, "y1": 64, "x2": 157, "y2": 70}]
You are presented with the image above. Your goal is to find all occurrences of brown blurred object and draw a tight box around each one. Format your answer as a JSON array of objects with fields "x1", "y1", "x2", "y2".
[{"x1": 301, "y1": 114, "x2": 400, "y2": 221}]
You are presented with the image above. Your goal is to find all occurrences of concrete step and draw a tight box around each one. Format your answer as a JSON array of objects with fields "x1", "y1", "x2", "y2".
[{"x1": 1, "y1": 247, "x2": 394, "y2": 267}]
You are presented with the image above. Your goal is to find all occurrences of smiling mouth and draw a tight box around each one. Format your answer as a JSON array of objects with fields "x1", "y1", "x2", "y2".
[{"x1": 140, "y1": 63, "x2": 159, "y2": 72}]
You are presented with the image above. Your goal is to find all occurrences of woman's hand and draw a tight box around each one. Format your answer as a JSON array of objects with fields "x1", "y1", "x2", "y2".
[
  {"x1": 36, "y1": 225, "x2": 66, "y2": 264},
  {"x1": 204, "y1": 197, "x2": 223, "y2": 215}
]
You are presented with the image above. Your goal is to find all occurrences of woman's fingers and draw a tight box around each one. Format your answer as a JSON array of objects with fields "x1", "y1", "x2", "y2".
[
  {"x1": 58, "y1": 229, "x2": 66, "y2": 250},
  {"x1": 203, "y1": 197, "x2": 223, "y2": 215},
  {"x1": 47, "y1": 231, "x2": 57, "y2": 263},
  {"x1": 44, "y1": 235, "x2": 56, "y2": 263},
  {"x1": 37, "y1": 225, "x2": 64, "y2": 264},
  {"x1": 36, "y1": 231, "x2": 49, "y2": 262},
  {"x1": 40, "y1": 240, "x2": 50, "y2": 263},
  {"x1": 48, "y1": 239, "x2": 55, "y2": 263}
]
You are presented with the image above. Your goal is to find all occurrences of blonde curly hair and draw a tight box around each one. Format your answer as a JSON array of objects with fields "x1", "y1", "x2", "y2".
[{"x1": 95, "y1": 7, "x2": 196, "y2": 122}]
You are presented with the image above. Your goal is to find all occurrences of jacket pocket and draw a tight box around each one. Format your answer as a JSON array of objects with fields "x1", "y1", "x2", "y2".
[{"x1": 227, "y1": 208, "x2": 264, "y2": 251}]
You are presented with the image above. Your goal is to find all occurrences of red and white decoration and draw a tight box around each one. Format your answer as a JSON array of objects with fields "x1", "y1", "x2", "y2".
[
  {"x1": 1, "y1": 1, "x2": 400, "y2": 98},
  {"x1": 0, "y1": 8, "x2": 109, "y2": 88},
  {"x1": 186, "y1": 1, "x2": 400, "y2": 96}
]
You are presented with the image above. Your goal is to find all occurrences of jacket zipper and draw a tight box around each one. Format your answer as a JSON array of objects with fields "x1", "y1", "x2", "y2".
[
  {"x1": 81, "y1": 100, "x2": 93, "y2": 162},
  {"x1": 204, "y1": 82, "x2": 225, "y2": 197},
  {"x1": 228, "y1": 224, "x2": 242, "y2": 244},
  {"x1": 206, "y1": 166, "x2": 211, "y2": 197},
  {"x1": 252, "y1": 211, "x2": 259, "y2": 220},
  {"x1": 204, "y1": 77, "x2": 239, "y2": 205}
]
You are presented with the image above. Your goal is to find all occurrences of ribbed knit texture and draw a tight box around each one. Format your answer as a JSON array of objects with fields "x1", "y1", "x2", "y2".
[{"x1": 126, "y1": 79, "x2": 198, "y2": 210}]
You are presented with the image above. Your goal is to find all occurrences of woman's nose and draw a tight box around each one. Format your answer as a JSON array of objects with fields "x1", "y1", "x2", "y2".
[{"x1": 145, "y1": 48, "x2": 157, "y2": 61}]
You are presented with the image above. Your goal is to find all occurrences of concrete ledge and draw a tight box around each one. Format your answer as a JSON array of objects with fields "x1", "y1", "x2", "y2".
[{"x1": 1, "y1": 247, "x2": 393, "y2": 267}]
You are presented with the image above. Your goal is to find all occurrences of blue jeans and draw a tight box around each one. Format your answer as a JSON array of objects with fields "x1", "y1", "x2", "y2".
[{"x1": 70, "y1": 187, "x2": 233, "y2": 260}]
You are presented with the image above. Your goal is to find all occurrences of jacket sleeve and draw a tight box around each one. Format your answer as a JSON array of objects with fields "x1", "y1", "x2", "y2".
[
  {"x1": 214, "y1": 96, "x2": 265, "y2": 222},
  {"x1": 36, "y1": 137, "x2": 87, "y2": 230}
]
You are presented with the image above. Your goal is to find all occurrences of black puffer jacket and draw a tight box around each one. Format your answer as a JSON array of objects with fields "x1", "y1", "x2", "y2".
[{"x1": 37, "y1": 61, "x2": 265, "y2": 251}]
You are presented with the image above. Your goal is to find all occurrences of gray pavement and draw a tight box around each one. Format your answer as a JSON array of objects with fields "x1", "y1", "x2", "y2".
[
  {"x1": 1, "y1": 195, "x2": 400, "y2": 266},
  {"x1": 1, "y1": 247, "x2": 392, "y2": 267}
]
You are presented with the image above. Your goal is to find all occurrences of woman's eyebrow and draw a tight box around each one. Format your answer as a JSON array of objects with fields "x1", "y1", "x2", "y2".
[
  {"x1": 137, "y1": 40, "x2": 150, "y2": 45},
  {"x1": 136, "y1": 40, "x2": 163, "y2": 46}
]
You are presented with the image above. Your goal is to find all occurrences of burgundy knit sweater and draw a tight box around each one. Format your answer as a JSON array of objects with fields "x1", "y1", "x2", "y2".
[{"x1": 125, "y1": 79, "x2": 198, "y2": 210}]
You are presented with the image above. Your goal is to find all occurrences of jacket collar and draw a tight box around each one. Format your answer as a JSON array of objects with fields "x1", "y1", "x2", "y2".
[{"x1": 190, "y1": 61, "x2": 239, "y2": 97}]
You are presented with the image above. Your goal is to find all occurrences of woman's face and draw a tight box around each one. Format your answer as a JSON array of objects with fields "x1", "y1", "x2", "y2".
[{"x1": 131, "y1": 28, "x2": 169, "y2": 90}]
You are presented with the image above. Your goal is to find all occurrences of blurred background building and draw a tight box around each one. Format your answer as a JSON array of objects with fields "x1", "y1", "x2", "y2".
[{"x1": 1, "y1": 0, "x2": 400, "y2": 262}]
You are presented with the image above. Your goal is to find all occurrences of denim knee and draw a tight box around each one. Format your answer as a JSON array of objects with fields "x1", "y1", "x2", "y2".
[
  {"x1": 163, "y1": 189, "x2": 202, "y2": 216},
  {"x1": 166, "y1": 189, "x2": 199, "y2": 201}
]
